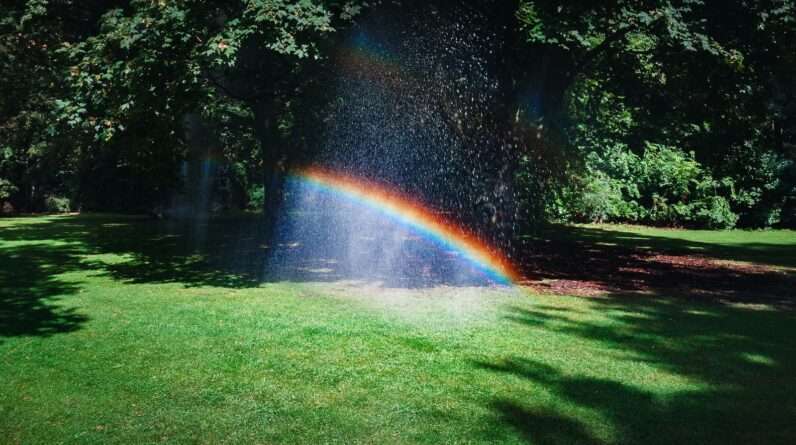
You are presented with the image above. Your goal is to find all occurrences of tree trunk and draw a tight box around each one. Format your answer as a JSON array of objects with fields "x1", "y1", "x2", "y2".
[
  {"x1": 263, "y1": 158, "x2": 286, "y2": 219},
  {"x1": 484, "y1": 4, "x2": 575, "y2": 248},
  {"x1": 251, "y1": 99, "x2": 287, "y2": 239}
]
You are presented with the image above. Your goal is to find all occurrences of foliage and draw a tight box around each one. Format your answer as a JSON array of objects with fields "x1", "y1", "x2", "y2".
[
  {"x1": 43, "y1": 195, "x2": 71, "y2": 213},
  {"x1": 0, "y1": 0, "x2": 793, "y2": 230},
  {"x1": 517, "y1": 0, "x2": 796, "y2": 228},
  {"x1": 0, "y1": 1, "x2": 77, "y2": 211},
  {"x1": 557, "y1": 142, "x2": 738, "y2": 228},
  {"x1": 247, "y1": 184, "x2": 265, "y2": 211},
  {"x1": 0, "y1": 177, "x2": 17, "y2": 202},
  {"x1": 0, "y1": 0, "x2": 364, "y2": 214}
]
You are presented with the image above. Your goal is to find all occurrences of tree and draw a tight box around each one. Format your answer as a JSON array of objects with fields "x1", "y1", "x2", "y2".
[
  {"x1": 2, "y1": 0, "x2": 793, "y2": 230},
  {"x1": 512, "y1": 0, "x2": 796, "y2": 227},
  {"x1": 55, "y1": 0, "x2": 365, "y2": 219},
  {"x1": 1, "y1": 1, "x2": 69, "y2": 211}
]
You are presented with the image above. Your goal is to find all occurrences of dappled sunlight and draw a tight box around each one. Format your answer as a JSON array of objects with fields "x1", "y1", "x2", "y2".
[
  {"x1": 518, "y1": 225, "x2": 796, "y2": 308},
  {"x1": 2, "y1": 215, "x2": 795, "y2": 443},
  {"x1": 473, "y1": 294, "x2": 796, "y2": 444},
  {"x1": 0, "y1": 228, "x2": 89, "y2": 338}
]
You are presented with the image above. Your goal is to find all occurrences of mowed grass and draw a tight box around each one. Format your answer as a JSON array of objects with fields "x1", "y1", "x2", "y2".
[
  {"x1": 1, "y1": 215, "x2": 795, "y2": 444},
  {"x1": 555, "y1": 223, "x2": 796, "y2": 269}
]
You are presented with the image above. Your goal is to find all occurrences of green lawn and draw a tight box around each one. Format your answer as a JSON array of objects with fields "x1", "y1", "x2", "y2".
[
  {"x1": 569, "y1": 223, "x2": 796, "y2": 269},
  {"x1": 1, "y1": 215, "x2": 795, "y2": 444}
]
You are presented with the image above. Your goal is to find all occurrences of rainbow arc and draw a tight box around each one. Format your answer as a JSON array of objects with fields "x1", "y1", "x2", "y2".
[{"x1": 291, "y1": 167, "x2": 519, "y2": 285}]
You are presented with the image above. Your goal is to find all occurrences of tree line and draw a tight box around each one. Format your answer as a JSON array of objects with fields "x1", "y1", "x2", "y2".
[{"x1": 1, "y1": 0, "x2": 794, "y2": 229}]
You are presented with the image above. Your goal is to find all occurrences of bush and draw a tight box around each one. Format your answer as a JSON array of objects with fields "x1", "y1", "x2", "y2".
[
  {"x1": 557, "y1": 142, "x2": 739, "y2": 228},
  {"x1": 44, "y1": 195, "x2": 72, "y2": 213},
  {"x1": 0, "y1": 178, "x2": 16, "y2": 201},
  {"x1": 692, "y1": 196, "x2": 738, "y2": 229},
  {"x1": 570, "y1": 173, "x2": 629, "y2": 223},
  {"x1": 725, "y1": 151, "x2": 794, "y2": 228}
]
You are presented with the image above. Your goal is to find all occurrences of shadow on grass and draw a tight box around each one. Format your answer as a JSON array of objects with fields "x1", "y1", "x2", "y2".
[
  {"x1": 1, "y1": 214, "x2": 506, "y2": 291},
  {"x1": 0, "y1": 215, "x2": 266, "y2": 339},
  {"x1": 479, "y1": 295, "x2": 796, "y2": 444},
  {"x1": 517, "y1": 225, "x2": 796, "y2": 308},
  {"x1": 0, "y1": 215, "x2": 267, "y2": 287},
  {"x1": 0, "y1": 242, "x2": 88, "y2": 338},
  {"x1": 0, "y1": 213, "x2": 508, "y2": 337},
  {"x1": 1, "y1": 215, "x2": 793, "y2": 340},
  {"x1": 491, "y1": 400, "x2": 602, "y2": 445},
  {"x1": 2, "y1": 215, "x2": 796, "y2": 442},
  {"x1": 537, "y1": 225, "x2": 796, "y2": 269}
]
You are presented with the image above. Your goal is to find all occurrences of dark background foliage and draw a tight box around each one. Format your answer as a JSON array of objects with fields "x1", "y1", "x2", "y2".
[{"x1": 1, "y1": 0, "x2": 793, "y2": 229}]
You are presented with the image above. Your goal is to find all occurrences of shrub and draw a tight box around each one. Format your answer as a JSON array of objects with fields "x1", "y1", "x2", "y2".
[
  {"x1": 726, "y1": 151, "x2": 794, "y2": 227},
  {"x1": 0, "y1": 178, "x2": 16, "y2": 201},
  {"x1": 692, "y1": 196, "x2": 738, "y2": 229},
  {"x1": 570, "y1": 173, "x2": 628, "y2": 223},
  {"x1": 557, "y1": 142, "x2": 739, "y2": 228},
  {"x1": 44, "y1": 195, "x2": 72, "y2": 213}
]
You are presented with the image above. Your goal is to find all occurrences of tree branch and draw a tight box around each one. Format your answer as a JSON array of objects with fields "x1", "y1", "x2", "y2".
[
  {"x1": 202, "y1": 67, "x2": 279, "y2": 103},
  {"x1": 574, "y1": 25, "x2": 636, "y2": 74},
  {"x1": 574, "y1": 12, "x2": 664, "y2": 76}
]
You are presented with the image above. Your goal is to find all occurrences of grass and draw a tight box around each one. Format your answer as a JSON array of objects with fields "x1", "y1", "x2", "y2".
[
  {"x1": 549, "y1": 223, "x2": 796, "y2": 269},
  {"x1": 1, "y1": 214, "x2": 795, "y2": 444}
]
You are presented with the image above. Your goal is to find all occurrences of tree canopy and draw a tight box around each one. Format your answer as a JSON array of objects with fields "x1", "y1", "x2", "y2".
[{"x1": 1, "y1": 0, "x2": 793, "y2": 229}]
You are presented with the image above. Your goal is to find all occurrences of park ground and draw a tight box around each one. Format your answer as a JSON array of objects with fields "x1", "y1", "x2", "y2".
[{"x1": 1, "y1": 214, "x2": 795, "y2": 444}]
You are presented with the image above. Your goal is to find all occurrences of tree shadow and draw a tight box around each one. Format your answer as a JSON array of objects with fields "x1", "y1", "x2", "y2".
[
  {"x1": 2, "y1": 215, "x2": 793, "y2": 341},
  {"x1": 0, "y1": 242, "x2": 88, "y2": 338},
  {"x1": 0, "y1": 216, "x2": 267, "y2": 288},
  {"x1": 0, "y1": 215, "x2": 265, "y2": 339},
  {"x1": 491, "y1": 400, "x2": 603, "y2": 445},
  {"x1": 0, "y1": 214, "x2": 506, "y2": 298},
  {"x1": 543, "y1": 225, "x2": 796, "y2": 269},
  {"x1": 516, "y1": 225, "x2": 796, "y2": 308},
  {"x1": 477, "y1": 296, "x2": 796, "y2": 444}
]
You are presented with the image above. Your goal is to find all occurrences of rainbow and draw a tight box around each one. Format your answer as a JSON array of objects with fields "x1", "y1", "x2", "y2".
[{"x1": 291, "y1": 167, "x2": 520, "y2": 285}]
